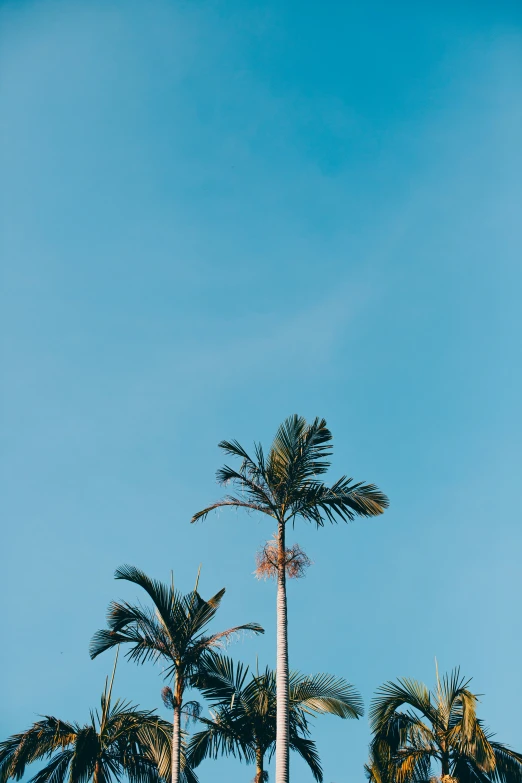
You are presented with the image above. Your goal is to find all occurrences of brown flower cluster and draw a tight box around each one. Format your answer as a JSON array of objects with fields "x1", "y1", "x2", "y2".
[{"x1": 254, "y1": 535, "x2": 312, "y2": 580}]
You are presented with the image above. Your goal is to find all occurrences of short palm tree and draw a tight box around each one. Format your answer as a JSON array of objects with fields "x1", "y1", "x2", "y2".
[
  {"x1": 192, "y1": 414, "x2": 388, "y2": 783},
  {"x1": 0, "y1": 652, "x2": 195, "y2": 783},
  {"x1": 90, "y1": 565, "x2": 263, "y2": 783},
  {"x1": 187, "y1": 654, "x2": 364, "y2": 782},
  {"x1": 369, "y1": 667, "x2": 522, "y2": 782}
]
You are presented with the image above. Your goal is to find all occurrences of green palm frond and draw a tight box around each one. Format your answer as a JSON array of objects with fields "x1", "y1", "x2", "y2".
[
  {"x1": 114, "y1": 566, "x2": 174, "y2": 623},
  {"x1": 191, "y1": 498, "x2": 273, "y2": 524},
  {"x1": 447, "y1": 720, "x2": 496, "y2": 773},
  {"x1": 370, "y1": 678, "x2": 435, "y2": 735},
  {"x1": 192, "y1": 414, "x2": 389, "y2": 528},
  {"x1": 365, "y1": 743, "x2": 397, "y2": 783},
  {"x1": 288, "y1": 735, "x2": 323, "y2": 782},
  {"x1": 68, "y1": 728, "x2": 98, "y2": 783},
  {"x1": 438, "y1": 669, "x2": 474, "y2": 731},
  {"x1": 266, "y1": 415, "x2": 332, "y2": 496},
  {"x1": 187, "y1": 656, "x2": 361, "y2": 780},
  {"x1": 26, "y1": 751, "x2": 74, "y2": 783},
  {"x1": 136, "y1": 720, "x2": 198, "y2": 783},
  {"x1": 394, "y1": 746, "x2": 436, "y2": 783},
  {"x1": 216, "y1": 465, "x2": 273, "y2": 507},
  {"x1": 91, "y1": 568, "x2": 263, "y2": 675},
  {"x1": 187, "y1": 714, "x2": 254, "y2": 766},
  {"x1": 0, "y1": 718, "x2": 78, "y2": 782},
  {"x1": 489, "y1": 742, "x2": 522, "y2": 782},
  {"x1": 289, "y1": 672, "x2": 364, "y2": 718},
  {"x1": 0, "y1": 693, "x2": 176, "y2": 783},
  {"x1": 192, "y1": 653, "x2": 250, "y2": 704},
  {"x1": 452, "y1": 756, "x2": 493, "y2": 783},
  {"x1": 291, "y1": 477, "x2": 389, "y2": 525},
  {"x1": 369, "y1": 668, "x2": 522, "y2": 783}
]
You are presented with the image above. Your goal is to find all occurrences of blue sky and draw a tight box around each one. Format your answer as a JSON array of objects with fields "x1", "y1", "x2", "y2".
[{"x1": 1, "y1": 0, "x2": 522, "y2": 781}]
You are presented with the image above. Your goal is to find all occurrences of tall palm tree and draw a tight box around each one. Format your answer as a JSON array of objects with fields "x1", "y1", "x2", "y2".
[
  {"x1": 0, "y1": 652, "x2": 195, "y2": 783},
  {"x1": 192, "y1": 414, "x2": 388, "y2": 783},
  {"x1": 90, "y1": 565, "x2": 263, "y2": 783},
  {"x1": 187, "y1": 654, "x2": 364, "y2": 782},
  {"x1": 369, "y1": 666, "x2": 522, "y2": 782}
]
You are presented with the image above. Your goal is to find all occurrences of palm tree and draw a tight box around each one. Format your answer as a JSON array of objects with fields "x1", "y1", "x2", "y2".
[
  {"x1": 187, "y1": 654, "x2": 364, "y2": 782},
  {"x1": 0, "y1": 652, "x2": 196, "y2": 783},
  {"x1": 192, "y1": 414, "x2": 388, "y2": 783},
  {"x1": 89, "y1": 565, "x2": 263, "y2": 783},
  {"x1": 369, "y1": 666, "x2": 522, "y2": 782}
]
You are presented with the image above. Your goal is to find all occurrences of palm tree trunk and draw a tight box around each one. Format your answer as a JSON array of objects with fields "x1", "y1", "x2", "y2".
[
  {"x1": 441, "y1": 747, "x2": 450, "y2": 779},
  {"x1": 275, "y1": 519, "x2": 289, "y2": 783},
  {"x1": 172, "y1": 677, "x2": 182, "y2": 783},
  {"x1": 255, "y1": 746, "x2": 264, "y2": 782}
]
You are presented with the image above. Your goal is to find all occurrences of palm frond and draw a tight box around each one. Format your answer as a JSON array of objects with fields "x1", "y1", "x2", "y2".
[
  {"x1": 136, "y1": 718, "x2": 198, "y2": 783},
  {"x1": 370, "y1": 678, "x2": 435, "y2": 735},
  {"x1": 191, "y1": 498, "x2": 274, "y2": 524},
  {"x1": 113, "y1": 565, "x2": 180, "y2": 638},
  {"x1": 447, "y1": 718, "x2": 496, "y2": 773},
  {"x1": 194, "y1": 416, "x2": 388, "y2": 532},
  {"x1": 394, "y1": 746, "x2": 435, "y2": 783},
  {"x1": 90, "y1": 627, "x2": 166, "y2": 668},
  {"x1": 288, "y1": 735, "x2": 323, "y2": 782},
  {"x1": 136, "y1": 720, "x2": 172, "y2": 780},
  {"x1": 0, "y1": 718, "x2": 78, "y2": 782},
  {"x1": 215, "y1": 465, "x2": 273, "y2": 507},
  {"x1": 192, "y1": 654, "x2": 250, "y2": 704},
  {"x1": 203, "y1": 622, "x2": 264, "y2": 651},
  {"x1": 365, "y1": 743, "x2": 396, "y2": 783},
  {"x1": 186, "y1": 717, "x2": 253, "y2": 768},
  {"x1": 26, "y1": 752, "x2": 73, "y2": 783},
  {"x1": 293, "y1": 477, "x2": 389, "y2": 526},
  {"x1": 490, "y1": 742, "x2": 522, "y2": 782},
  {"x1": 370, "y1": 669, "x2": 522, "y2": 783},
  {"x1": 68, "y1": 727, "x2": 98, "y2": 783},
  {"x1": 440, "y1": 668, "x2": 473, "y2": 730},
  {"x1": 452, "y1": 756, "x2": 493, "y2": 783},
  {"x1": 182, "y1": 588, "x2": 226, "y2": 639},
  {"x1": 290, "y1": 672, "x2": 364, "y2": 718}
]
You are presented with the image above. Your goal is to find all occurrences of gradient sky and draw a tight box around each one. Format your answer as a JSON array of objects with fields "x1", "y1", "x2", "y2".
[{"x1": 1, "y1": 1, "x2": 522, "y2": 781}]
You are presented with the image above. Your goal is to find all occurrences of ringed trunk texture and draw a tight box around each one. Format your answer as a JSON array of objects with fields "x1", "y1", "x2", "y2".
[
  {"x1": 171, "y1": 679, "x2": 182, "y2": 783},
  {"x1": 275, "y1": 520, "x2": 289, "y2": 783}
]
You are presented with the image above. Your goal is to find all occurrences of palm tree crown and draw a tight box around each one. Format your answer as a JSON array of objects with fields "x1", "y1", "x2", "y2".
[
  {"x1": 187, "y1": 654, "x2": 364, "y2": 783},
  {"x1": 192, "y1": 414, "x2": 389, "y2": 527},
  {"x1": 89, "y1": 565, "x2": 263, "y2": 783},
  {"x1": 0, "y1": 656, "x2": 194, "y2": 783},
  {"x1": 369, "y1": 667, "x2": 522, "y2": 783}
]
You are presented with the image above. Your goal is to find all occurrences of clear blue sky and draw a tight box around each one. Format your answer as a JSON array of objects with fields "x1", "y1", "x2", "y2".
[{"x1": 1, "y1": 0, "x2": 521, "y2": 781}]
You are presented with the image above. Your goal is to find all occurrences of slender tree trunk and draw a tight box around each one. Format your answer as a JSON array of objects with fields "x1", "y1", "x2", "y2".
[
  {"x1": 440, "y1": 747, "x2": 456, "y2": 783},
  {"x1": 172, "y1": 676, "x2": 182, "y2": 783},
  {"x1": 275, "y1": 519, "x2": 289, "y2": 783},
  {"x1": 255, "y1": 746, "x2": 265, "y2": 782},
  {"x1": 441, "y1": 747, "x2": 450, "y2": 778}
]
